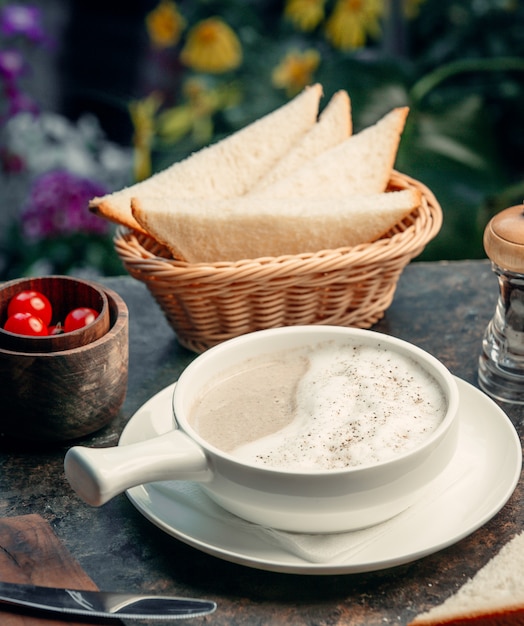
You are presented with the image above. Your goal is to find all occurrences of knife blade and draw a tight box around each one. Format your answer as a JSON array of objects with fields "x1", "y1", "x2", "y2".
[{"x1": 0, "y1": 581, "x2": 217, "y2": 620}]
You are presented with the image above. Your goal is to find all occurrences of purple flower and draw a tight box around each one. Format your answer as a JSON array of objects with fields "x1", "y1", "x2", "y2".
[
  {"x1": 4, "y1": 85, "x2": 39, "y2": 117},
  {"x1": 0, "y1": 48, "x2": 26, "y2": 80},
  {"x1": 0, "y1": 77, "x2": 39, "y2": 122},
  {"x1": 21, "y1": 169, "x2": 111, "y2": 240},
  {"x1": 0, "y1": 4, "x2": 46, "y2": 43}
]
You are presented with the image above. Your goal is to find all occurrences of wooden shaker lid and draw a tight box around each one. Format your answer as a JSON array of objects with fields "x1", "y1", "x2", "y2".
[{"x1": 484, "y1": 204, "x2": 524, "y2": 273}]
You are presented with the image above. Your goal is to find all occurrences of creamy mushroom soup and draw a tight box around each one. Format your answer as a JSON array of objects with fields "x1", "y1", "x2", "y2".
[{"x1": 188, "y1": 340, "x2": 447, "y2": 471}]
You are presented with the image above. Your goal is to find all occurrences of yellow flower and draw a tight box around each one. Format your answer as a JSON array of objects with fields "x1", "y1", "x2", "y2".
[
  {"x1": 272, "y1": 49, "x2": 321, "y2": 97},
  {"x1": 157, "y1": 78, "x2": 241, "y2": 145},
  {"x1": 180, "y1": 17, "x2": 242, "y2": 74},
  {"x1": 325, "y1": 0, "x2": 385, "y2": 50},
  {"x1": 146, "y1": 0, "x2": 186, "y2": 49},
  {"x1": 129, "y1": 93, "x2": 162, "y2": 181},
  {"x1": 284, "y1": 0, "x2": 326, "y2": 32},
  {"x1": 157, "y1": 105, "x2": 195, "y2": 143}
]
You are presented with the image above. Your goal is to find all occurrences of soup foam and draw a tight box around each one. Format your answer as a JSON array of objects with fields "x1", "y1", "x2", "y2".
[{"x1": 189, "y1": 340, "x2": 447, "y2": 471}]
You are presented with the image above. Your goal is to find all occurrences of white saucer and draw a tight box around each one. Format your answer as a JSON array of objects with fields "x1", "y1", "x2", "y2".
[{"x1": 120, "y1": 378, "x2": 522, "y2": 575}]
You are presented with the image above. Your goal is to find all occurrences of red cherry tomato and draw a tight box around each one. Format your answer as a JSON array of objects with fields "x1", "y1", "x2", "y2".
[
  {"x1": 64, "y1": 307, "x2": 98, "y2": 332},
  {"x1": 4, "y1": 312, "x2": 48, "y2": 336},
  {"x1": 8, "y1": 290, "x2": 52, "y2": 326}
]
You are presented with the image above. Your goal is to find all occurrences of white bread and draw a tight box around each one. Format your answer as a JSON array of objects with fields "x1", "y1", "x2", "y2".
[
  {"x1": 89, "y1": 83, "x2": 323, "y2": 232},
  {"x1": 409, "y1": 532, "x2": 524, "y2": 625},
  {"x1": 253, "y1": 89, "x2": 352, "y2": 190},
  {"x1": 250, "y1": 106, "x2": 409, "y2": 199},
  {"x1": 131, "y1": 188, "x2": 421, "y2": 263}
]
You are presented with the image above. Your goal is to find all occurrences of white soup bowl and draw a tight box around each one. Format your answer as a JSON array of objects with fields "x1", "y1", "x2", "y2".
[{"x1": 64, "y1": 325, "x2": 459, "y2": 533}]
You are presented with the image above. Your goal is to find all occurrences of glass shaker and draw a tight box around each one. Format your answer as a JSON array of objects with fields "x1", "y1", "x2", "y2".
[{"x1": 478, "y1": 204, "x2": 524, "y2": 403}]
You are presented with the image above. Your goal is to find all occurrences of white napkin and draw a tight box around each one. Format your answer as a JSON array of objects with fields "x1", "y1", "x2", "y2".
[{"x1": 153, "y1": 446, "x2": 476, "y2": 564}]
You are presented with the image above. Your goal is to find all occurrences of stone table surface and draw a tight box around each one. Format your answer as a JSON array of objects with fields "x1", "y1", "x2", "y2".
[{"x1": 0, "y1": 259, "x2": 522, "y2": 626}]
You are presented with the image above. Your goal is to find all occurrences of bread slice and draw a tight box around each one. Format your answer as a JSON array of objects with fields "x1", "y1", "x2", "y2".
[
  {"x1": 131, "y1": 188, "x2": 421, "y2": 263},
  {"x1": 253, "y1": 89, "x2": 352, "y2": 190},
  {"x1": 409, "y1": 532, "x2": 524, "y2": 625},
  {"x1": 251, "y1": 106, "x2": 409, "y2": 199},
  {"x1": 89, "y1": 83, "x2": 323, "y2": 232}
]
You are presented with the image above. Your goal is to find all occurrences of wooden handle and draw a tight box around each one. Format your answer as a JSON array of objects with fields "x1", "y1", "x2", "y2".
[{"x1": 0, "y1": 514, "x2": 104, "y2": 625}]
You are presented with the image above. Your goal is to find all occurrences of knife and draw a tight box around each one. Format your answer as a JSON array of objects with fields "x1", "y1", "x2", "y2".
[{"x1": 0, "y1": 581, "x2": 217, "y2": 620}]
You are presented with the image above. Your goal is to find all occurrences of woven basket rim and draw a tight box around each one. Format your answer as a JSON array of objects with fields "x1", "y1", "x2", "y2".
[{"x1": 114, "y1": 171, "x2": 442, "y2": 275}]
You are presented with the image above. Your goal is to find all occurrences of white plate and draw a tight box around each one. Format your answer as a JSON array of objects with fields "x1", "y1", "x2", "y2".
[{"x1": 120, "y1": 378, "x2": 522, "y2": 575}]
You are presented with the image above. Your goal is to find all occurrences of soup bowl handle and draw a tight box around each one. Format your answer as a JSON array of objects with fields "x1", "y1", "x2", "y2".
[{"x1": 64, "y1": 430, "x2": 211, "y2": 506}]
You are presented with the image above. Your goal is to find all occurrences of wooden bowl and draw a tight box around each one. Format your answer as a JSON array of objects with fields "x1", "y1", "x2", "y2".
[
  {"x1": 0, "y1": 275, "x2": 110, "y2": 352},
  {"x1": 0, "y1": 278, "x2": 128, "y2": 443}
]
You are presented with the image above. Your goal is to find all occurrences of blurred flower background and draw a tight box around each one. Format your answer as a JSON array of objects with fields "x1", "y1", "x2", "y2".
[{"x1": 0, "y1": 0, "x2": 523, "y2": 279}]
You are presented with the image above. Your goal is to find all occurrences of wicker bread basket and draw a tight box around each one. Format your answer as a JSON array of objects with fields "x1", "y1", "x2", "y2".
[{"x1": 114, "y1": 171, "x2": 442, "y2": 352}]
